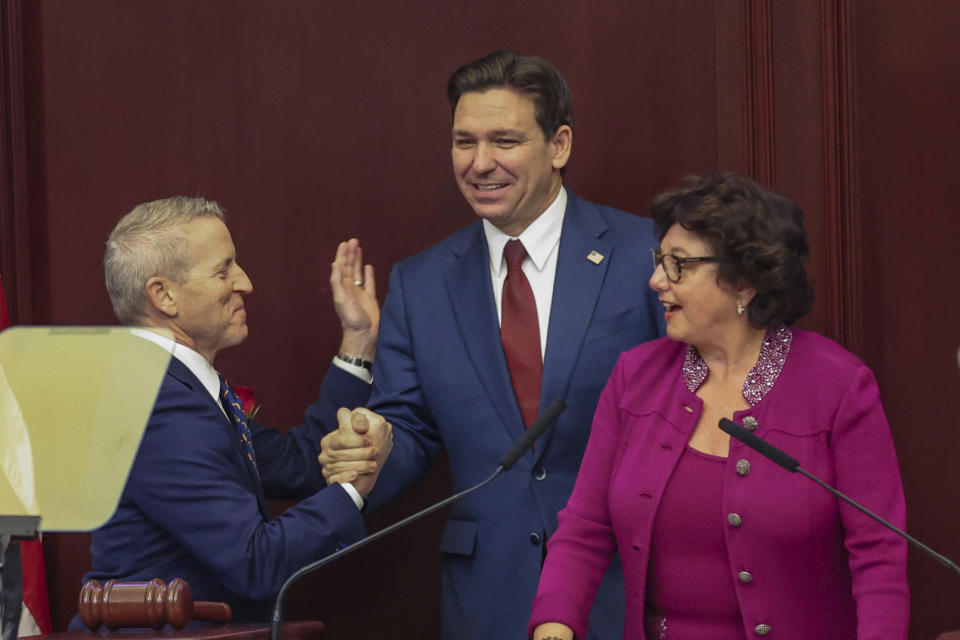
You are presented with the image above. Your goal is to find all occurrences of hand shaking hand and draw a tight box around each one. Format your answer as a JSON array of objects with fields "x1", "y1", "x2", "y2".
[{"x1": 320, "y1": 407, "x2": 392, "y2": 498}]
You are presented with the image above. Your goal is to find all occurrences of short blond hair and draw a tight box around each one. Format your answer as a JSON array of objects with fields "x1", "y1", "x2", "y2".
[{"x1": 104, "y1": 196, "x2": 225, "y2": 323}]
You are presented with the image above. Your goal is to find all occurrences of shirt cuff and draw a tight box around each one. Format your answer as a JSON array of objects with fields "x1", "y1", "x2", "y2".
[
  {"x1": 339, "y1": 481, "x2": 365, "y2": 510},
  {"x1": 332, "y1": 356, "x2": 374, "y2": 384}
]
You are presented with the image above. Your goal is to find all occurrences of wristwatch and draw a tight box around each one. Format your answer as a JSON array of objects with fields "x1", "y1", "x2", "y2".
[{"x1": 335, "y1": 352, "x2": 373, "y2": 371}]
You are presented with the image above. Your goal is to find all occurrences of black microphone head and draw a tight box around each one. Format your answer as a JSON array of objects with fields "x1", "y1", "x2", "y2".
[
  {"x1": 719, "y1": 418, "x2": 799, "y2": 472},
  {"x1": 533, "y1": 399, "x2": 567, "y2": 435},
  {"x1": 498, "y1": 398, "x2": 567, "y2": 470},
  {"x1": 718, "y1": 418, "x2": 743, "y2": 438}
]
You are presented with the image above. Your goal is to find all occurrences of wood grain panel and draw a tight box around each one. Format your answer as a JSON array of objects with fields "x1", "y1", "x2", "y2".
[
  {"x1": 0, "y1": 0, "x2": 33, "y2": 323},
  {"x1": 819, "y1": 0, "x2": 863, "y2": 355},
  {"x1": 853, "y1": 2, "x2": 960, "y2": 637},
  {"x1": 745, "y1": 0, "x2": 775, "y2": 187},
  {"x1": 17, "y1": 1, "x2": 720, "y2": 635},
  {"x1": 14, "y1": 1, "x2": 959, "y2": 638}
]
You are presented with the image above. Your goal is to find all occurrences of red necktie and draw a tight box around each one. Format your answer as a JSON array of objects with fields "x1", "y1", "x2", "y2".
[{"x1": 500, "y1": 239, "x2": 543, "y2": 427}]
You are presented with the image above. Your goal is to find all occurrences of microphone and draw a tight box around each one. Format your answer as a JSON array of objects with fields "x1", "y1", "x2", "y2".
[
  {"x1": 499, "y1": 398, "x2": 567, "y2": 470},
  {"x1": 719, "y1": 418, "x2": 960, "y2": 577},
  {"x1": 718, "y1": 419, "x2": 799, "y2": 472},
  {"x1": 269, "y1": 398, "x2": 567, "y2": 640}
]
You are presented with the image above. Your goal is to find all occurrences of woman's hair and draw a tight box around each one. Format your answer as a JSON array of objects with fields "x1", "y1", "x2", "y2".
[{"x1": 650, "y1": 172, "x2": 814, "y2": 327}]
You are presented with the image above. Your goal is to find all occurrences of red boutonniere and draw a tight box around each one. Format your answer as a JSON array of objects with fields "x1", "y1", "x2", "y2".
[{"x1": 233, "y1": 385, "x2": 261, "y2": 420}]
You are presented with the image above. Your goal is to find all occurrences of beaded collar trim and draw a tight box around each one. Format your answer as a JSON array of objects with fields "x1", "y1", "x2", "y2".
[{"x1": 681, "y1": 325, "x2": 793, "y2": 406}]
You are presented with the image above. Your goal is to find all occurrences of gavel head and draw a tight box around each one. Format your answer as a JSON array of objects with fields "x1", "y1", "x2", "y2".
[{"x1": 78, "y1": 578, "x2": 195, "y2": 630}]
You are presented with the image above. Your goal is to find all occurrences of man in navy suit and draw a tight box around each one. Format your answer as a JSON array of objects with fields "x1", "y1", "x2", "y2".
[
  {"x1": 321, "y1": 51, "x2": 664, "y2": 639},
  {"x1": 83, "y1": 197, "x2": 386, "y2": 623}
]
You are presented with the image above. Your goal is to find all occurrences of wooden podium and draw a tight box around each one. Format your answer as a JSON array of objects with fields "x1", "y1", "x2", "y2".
[{"x1": 19, "y1": 621, "x2": 324, "y2": 640}]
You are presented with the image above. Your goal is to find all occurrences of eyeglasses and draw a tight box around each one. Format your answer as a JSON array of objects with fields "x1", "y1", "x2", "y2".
[{"x1": 651, "y1": 248, "x2": 718, "y2": 283}]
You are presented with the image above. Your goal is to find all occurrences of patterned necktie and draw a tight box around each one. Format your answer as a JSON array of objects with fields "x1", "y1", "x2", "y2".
[
  {"x1": 500, "y1": 239, "x2": 543, "y2": 428},
  {"x1": 220, "y1": 377, "x2": 259, "y2": 473}
]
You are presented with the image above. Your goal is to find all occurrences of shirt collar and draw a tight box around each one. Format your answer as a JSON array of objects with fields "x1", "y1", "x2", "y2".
[
  {"x1": 131, "y1": 327, "x2": 223, "y2": 402},
  {"x1": 484, "y1": 186, "x2": 567, "y2": 277},
  {"x1": 681, "y1": 325, "x2": 793, "y2": 406}
]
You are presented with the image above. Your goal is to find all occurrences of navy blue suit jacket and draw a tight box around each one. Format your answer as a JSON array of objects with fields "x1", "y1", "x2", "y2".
[
  {"x1": 365, "y1": 192, "x2": 664, "y2": 639},
  {"x1": 83, "y1": 359, "x2": 371, "y2": 622}
]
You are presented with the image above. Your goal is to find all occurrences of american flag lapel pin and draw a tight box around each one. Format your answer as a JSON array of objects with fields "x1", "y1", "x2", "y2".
[{"x1": 586, "y1": 250, "x2": 604, "y2": 265}]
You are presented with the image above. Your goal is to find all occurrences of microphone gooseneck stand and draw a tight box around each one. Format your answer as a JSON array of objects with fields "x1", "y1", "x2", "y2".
[
  {"x1": 268, "y1": 399, "x2": 567, "y2": 640},
  {"x1": 719, "y1": 418, "x2": 960, "y2": 576}
]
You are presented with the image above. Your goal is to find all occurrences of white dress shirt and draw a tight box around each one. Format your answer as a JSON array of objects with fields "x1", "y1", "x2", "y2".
[
  {"x1": 131, "y1": 329, "x2": 225, "y2": 415},
  {"x1": 483, "y1": 186, "x2": 567, "y2": 359},
  {"x1": 332, "y1": 355, "x2": 373, "y2": 384}
]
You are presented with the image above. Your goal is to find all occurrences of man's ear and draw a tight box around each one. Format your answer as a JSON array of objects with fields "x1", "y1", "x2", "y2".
[
  {"x1": 145, "y1": 276, "x2": 178, "y2": 318},
  {"x1": 550, "y1": 125, "x2": 573, "y2": 171}
]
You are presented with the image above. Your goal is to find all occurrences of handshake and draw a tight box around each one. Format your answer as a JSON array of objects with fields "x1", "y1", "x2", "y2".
[{"x1": 319, "y1": 408, "x2": 394, "y2": 498}]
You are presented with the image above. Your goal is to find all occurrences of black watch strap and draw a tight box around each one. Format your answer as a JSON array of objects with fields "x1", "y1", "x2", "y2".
[{"x1": 336, "y1": 352, "x2": 373, "y2": 371}]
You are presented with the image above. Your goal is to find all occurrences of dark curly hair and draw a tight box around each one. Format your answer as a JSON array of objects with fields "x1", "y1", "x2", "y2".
[{"x1": 650, "y1": 172, "x2": 814, "y2": 327}]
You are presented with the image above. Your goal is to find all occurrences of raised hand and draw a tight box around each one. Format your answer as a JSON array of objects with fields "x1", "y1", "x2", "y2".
[{"x1": 329, "y1": 238, "x2": 378, "y2": 361}]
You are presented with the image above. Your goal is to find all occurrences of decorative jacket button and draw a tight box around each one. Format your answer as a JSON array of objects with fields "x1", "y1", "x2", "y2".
[
  {"x1": 754, "y1": 623, "x2": 771, "y2": 636},
  {"x1": 727, "y1": 513, "x2": 742, "y2": 527},
  {"x1": 742, "y1": 416, "x2": 759, "y2": 431},
  {"x1": 738, "y1": 571, "x2": 753, "y2": 583},
  {"x1": 529, "y1": 532, "x2": 542, "y2": 546},
  {"x1": 533, "y1": 467, "x2": 547, "y2": 481},
  {"x1": 736, "y1": 459, "x2": 751, "y2": 476}
]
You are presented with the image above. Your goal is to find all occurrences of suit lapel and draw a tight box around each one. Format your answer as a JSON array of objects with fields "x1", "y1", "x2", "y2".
[
  {"x1": 444, "y1": 224, "x2": 528, "y2": 444},
  {"x1": 167, "y1": 359, "x2": 271, "y2": 519},
  {"x1": 538, "y1": 194, "x2": 613, "y2": 457}
]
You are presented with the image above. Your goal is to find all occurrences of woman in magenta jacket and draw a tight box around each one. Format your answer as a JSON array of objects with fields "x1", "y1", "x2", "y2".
[{"x1": 529, "y1": 173, "x2": 908, "y2": 639}]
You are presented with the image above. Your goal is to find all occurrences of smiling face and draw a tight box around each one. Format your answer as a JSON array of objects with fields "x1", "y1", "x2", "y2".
[
  {"x1": 649, "y1": 224, "x2": 748, "y2": 349},
  {"x1": 168, "y1": 217, "x2": 253, "y2": 362},
  {"x1": 451, "y1": 88, "x2": 571, "y2": 237}
]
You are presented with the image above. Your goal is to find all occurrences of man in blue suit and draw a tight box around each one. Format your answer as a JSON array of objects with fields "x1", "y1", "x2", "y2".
[
  {"x1": 321, "y1": 51, "x2": 664, "y2": 639},
  {"x1": 82, "y1": 198, "x2": 386, "y2": 623}
]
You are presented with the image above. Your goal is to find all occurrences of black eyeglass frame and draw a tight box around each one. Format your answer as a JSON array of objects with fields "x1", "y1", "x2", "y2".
[{"x1": 651, "y1": 248, "x2": 719, "y2": 283}]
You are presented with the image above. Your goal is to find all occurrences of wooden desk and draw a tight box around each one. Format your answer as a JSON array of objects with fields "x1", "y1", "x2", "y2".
[{"x1": 21, "y1": 621, "x2": 324, "y2": 640}]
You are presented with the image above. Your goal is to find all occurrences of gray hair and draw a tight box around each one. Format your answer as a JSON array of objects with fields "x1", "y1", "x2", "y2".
[{"x1": 104, "y1": 196, "x2": 225, "y2": 323}]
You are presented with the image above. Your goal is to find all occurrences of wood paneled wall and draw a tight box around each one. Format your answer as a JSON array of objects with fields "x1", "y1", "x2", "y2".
[
  {"x1": 2, "y1": 1, "x2": 958, "y2": 637},
  {"x1": 853, "y1": 1, "x2": 960, "y2": 636}
]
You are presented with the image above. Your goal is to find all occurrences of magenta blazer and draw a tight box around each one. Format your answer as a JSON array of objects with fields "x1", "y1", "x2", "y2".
[{"x1": 529, "y1": 330, "x2": 908, "y2": 639}]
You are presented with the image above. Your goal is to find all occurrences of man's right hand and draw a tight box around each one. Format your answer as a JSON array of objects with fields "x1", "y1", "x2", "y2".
[{"x1": 320, "y1": 407, "x2": 392, "y2": 498}]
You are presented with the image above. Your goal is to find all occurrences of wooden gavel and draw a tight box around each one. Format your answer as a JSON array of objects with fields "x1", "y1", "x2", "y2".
[{"x1": 78, "y1": 578, "x2": 233, "y2": 630}]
